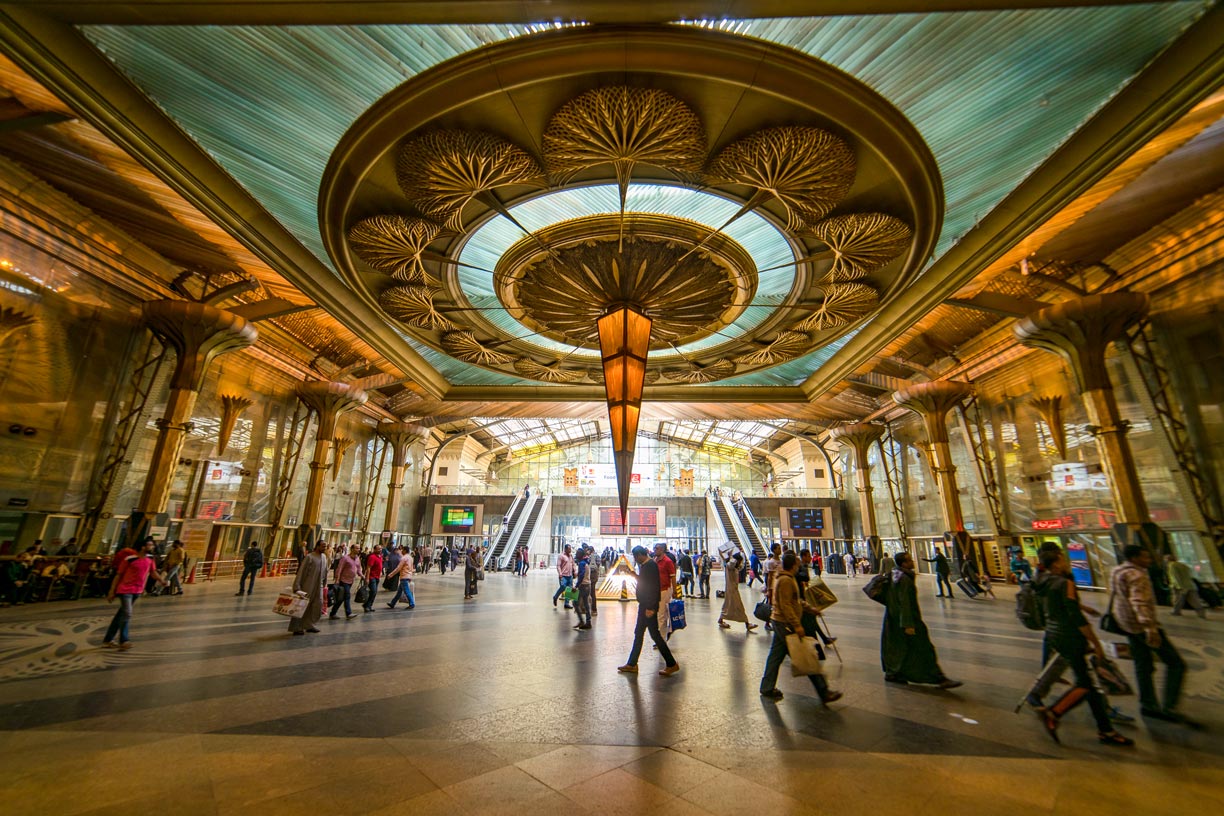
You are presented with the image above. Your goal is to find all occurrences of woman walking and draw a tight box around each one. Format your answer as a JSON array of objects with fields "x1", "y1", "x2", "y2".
[{"x1": 717, "y1": 553, "x2": 758, "y2": 633}]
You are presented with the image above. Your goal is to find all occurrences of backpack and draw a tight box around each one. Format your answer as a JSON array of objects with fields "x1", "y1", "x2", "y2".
[
  {"x1": 1015, "y1": 580, "x2": 1045, "y2": 630},
  {"x1": 862, "y1": 573, "x2": 890, "y2": 605}
]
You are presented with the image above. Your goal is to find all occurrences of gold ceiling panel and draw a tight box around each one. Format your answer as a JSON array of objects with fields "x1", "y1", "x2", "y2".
[
  {"x1": 795, "y1": 283, "x2": 880, "y2": 332},
  {"x1": 440, "y1": 329, "x2": 514, "y2": 367},
  {"x1": 347, "y1": 215, "x2": 441, "y2": 283},
  {"x1": 378, "y1": 284, "x2": 455, "y2": 331},
  {"x1": 808, "y1": 212, "x2": 914, "y2": 282}
]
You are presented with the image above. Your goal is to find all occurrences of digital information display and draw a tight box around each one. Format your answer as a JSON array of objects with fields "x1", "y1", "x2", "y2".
[
  {"x1": 595, "y1": 506, "x2": 660, "y2": 537},
  {"x1": 440, "y1": 505, "x2": 477, "y2": 533},
  {"x1": 787, "y1": 507, "x2": 825, "y2": 537}
]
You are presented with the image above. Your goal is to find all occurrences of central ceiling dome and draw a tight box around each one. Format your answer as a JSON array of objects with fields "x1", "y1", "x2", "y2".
[
  {"x1": 320, "y1": 24, "x2": 942, "y2": 387},
  {"x1": 495, "y1": 213, "x2": 756, "y2": 351}
]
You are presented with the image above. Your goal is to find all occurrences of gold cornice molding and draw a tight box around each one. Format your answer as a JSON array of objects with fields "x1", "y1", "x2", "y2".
[
  {"x1": 442, "y1": 384, "x2": 813, "y2": 404},
  {"x1": 799, "y1": 2, "x2": 1224, "y2": 401},
  {"x1": 14, "y1": 1, "x2": 1172, "y2": 26},
  {"x1": 0, "y1": 5, "x2": 450, "y2": 399}
]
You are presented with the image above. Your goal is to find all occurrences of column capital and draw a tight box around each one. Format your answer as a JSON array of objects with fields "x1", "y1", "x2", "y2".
[
  {"x1": 378, "y1": 421, "x2": 429, "y2": 466},
  {"x1": 892, "y1": 381, "x2": 972, "y2": 443},
  {"x1": 143, "y1": 300, "x2": 257, "y2": 391},
  {"x1": 1014, "y1": 292, "x2": 1149, "y2": 392},
  {"x1": 829, "y1": 422, "x2": 884, "y2": 463},
  {"x1": 296, "y1": 380, "x2": 368, "y2": 437}
]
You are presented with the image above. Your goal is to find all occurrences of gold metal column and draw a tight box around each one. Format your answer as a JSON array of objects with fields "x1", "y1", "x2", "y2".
[
  {"x1": 829, "y1": 423, "x2": 885, "y2": 561},
  {"x1": 127, "y1": 301, "x2": 257, "y2": 544},
  {"x1": 1015, "y1": 293, "x2": 1151, "y2": 525},
  {"x1": 294, "y1": 381, "x2": 368, "y2": 550},
  {"x1": 893, "y1": 381, "x2": 974, "y2": 561},
  {"x1": 378, "y1": 421, "x2": 427, "y2": 535}
]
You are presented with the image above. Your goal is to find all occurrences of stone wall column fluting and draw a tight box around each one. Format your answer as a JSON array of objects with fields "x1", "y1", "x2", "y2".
[
  {"x1": 127, "y1": 301, "x2": 257, "y2": 545},
  {"x1": 892, "y1": 380, "x2": 974, "y2": 563},
  {"x1": 1015, "y1": 293, "x2": 1151, "y2": 526},
  {"x1": 294, "y1": 381, "x2": 368, "y2": 551},
  {"x1": 829, "y1": 423, "x2": 885, "y2": 561},
  {"x1": 378, "y1": 421, "x2": 427, "y2": 535}
]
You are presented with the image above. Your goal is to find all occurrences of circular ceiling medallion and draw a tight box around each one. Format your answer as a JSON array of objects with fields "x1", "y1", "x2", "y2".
[
  {"x1": 495, "y1": 213, "x2": 755, "y2": 350},
  {"x1": 320, "y1": 25, "x2": 942, "y2": 387}
]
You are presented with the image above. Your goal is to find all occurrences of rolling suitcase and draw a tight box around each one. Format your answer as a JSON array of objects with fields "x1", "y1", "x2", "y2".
[{"x1": 956, "y1": 577, "x2": 980, "y2": 599}]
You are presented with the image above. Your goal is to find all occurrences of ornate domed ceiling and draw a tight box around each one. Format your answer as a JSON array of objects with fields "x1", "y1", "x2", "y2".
[{"x1": 320, "y1": 25, "x2": 942, "y2": 388}]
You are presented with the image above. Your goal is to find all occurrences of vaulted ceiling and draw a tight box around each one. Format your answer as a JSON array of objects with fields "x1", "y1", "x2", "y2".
[{"x1": 0, "y1": 1, "x2": 1222, "y2": 443}]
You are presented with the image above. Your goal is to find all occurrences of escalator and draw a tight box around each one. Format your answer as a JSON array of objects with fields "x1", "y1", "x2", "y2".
[
  {"x1": 484, "y1": 490, "x2": 527, "y2": 569},
  {"x1": 708, "y1": 493, "x2": 748, "y2": 556},
  {"x1": 730, "y1": 497, "x2": 769, "y2": 559},
  {"x1": 498, "y1": 495, "x2": 548, "y2": 570}
]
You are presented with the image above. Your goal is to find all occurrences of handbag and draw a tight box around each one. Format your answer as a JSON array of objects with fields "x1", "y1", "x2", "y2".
[
  {"x1": 354, "y1": 581, "x2": 369, "y2": 605},
  {"x1": 668, "y1": 598, "x2": 687, "y2": 631},
  {"x1": 1099, "y1": 584, "x2": 1127, "y2": 635},
  {"x1": 753, "y1": 599, "x2": 772, "y2": 622},
  {"x1": 862, "y1": 573, "x2": 890, "y2": 605},
  {"x1": 563, "y1": 586, "x2": 580, "y2": 601},
  {"x1": 382, "y1": 573, "x2": 397, "y2": 591},
  {"x1": 804, "y1": 579, "x2": 838, "y2": 612},
  {"x1": 273, "y1": 590, "x2": 308, "y2": 617},
  {"x1": 476, "y1": 568, "x2": 486, "y2": 581},
  {"x1": 786, "y1": 633, "x2": 824, "y2": 676},
  {"x1": 1090, "y1": 654, "x2": 1134, "y2": 696}
]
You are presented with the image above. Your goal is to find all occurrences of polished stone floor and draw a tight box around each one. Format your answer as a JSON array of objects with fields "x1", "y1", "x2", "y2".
[{"x1": 1, "y1": 568, "x2": 1222, "y2": 815}]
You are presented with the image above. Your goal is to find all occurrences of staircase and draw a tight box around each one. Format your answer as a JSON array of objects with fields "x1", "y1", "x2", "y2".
[
  {"x1": 484, "y1": 491, "x2": 528, "y2": 569},
  {"x1": 499, "y1": 495, "x2": 548, "y2": 570},
  {"x1": 709, "y1": 493, "x2": 749, "y2": 556},
  {"x1": 732, "y1": 498, "x2": 769, "y2": 559}
]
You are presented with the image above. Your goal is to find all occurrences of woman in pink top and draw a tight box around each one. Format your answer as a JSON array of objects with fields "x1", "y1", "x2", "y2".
[{"x1": 104, "y1": 538, "x2": 167, "y2": 649}]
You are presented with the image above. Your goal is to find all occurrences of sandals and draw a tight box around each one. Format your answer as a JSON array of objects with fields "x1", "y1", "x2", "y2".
[
  {"x1": 1098, "y1": 731, "x2": 1135, "y2": 747},
  {"x1": 718, "y1": 621, "x2": 731, "y2": 629}
]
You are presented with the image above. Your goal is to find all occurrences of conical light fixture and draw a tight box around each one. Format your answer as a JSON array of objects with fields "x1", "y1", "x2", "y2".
[{"x1": 597, "y1": 304, "x2": 651, "y2": 519}]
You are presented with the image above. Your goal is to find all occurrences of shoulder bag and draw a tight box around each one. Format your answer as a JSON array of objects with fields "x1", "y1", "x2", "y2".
[{"x1": 1098, "y1": 579, "x2": 1127, "y2": 635}]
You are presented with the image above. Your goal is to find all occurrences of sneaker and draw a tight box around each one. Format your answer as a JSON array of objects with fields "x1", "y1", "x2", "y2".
[
  {"x1": 386, "y1": 603, "x2": 396, "y2": 609},
  {"x1": 118, "y1": 642, "x2": 133, "y2": 651},
  {"x1": 760, "y1": 688, "x2": 784, "y2": 700},
  {"x1": 659, "y1": 664, "x2": 681, "y2": 677},
  {"x1": 407, "y1": 605, "x2": 415, "y2": 609},
  {"x1": 346, "y1": 614, "x2": 357, "y2": 620},
  {"x1": 617, "y1": 664, "x2": 638, "y2": 674}
]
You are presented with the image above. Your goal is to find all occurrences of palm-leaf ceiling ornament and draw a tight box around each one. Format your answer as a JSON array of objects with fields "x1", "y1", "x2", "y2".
[
  {"x1": 542, "y1": 86, "x2": 707, "y2": 214},
  {"x1": 661, "y1": 358, "x2": 736, "y2": 384},
  {"x1": 512, "y1": 357, "x2": 586, "y2": 383},
  {"x1": 794, "y1": 283, "x2": 879, "y2": 332},
  {"x1": 396, "y1": 131, "x2": 542, "y2": 232},
  {"x1": 734, "y1": 329, "x2": 812, "y2": 367},
  {"x1": 378, "y1": 285, "x2": 455, "y2": 331},
  {"x1": 706, "y1": 126, "x2": 856, "y2": 231},
  {"x1": 807, "y1": 212, "x2": 913, "y2": 281},
  {"x1": 440, "y1": 330, "x2": 515, "y2": 367},
  {"x1": 347, "y1": 215, "x2": 441, "y2": 283}
]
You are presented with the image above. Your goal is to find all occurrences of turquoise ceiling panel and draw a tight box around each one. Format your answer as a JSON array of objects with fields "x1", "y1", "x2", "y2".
[{"x1": 80, "y1": 5, "x2": 1206, "y2": 387}]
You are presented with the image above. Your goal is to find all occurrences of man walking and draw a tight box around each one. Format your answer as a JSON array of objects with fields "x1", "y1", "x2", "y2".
[
  {"x1": 289, "y1": 539, "x2": 327, "y2": 635},
  {"x1": 618, "y1": 546, "x2": 679, "y2": 676},
  {"x1": 697, "y1": 551, "x2": 712, "y2": 599},
  {"x1": 678, "y1": 550, "x2": 695, "y2": 598},
  {"x1": 163, "y1": 540, "x2": 186, "y2": 596},
  {"x1": 759, "y1": 551, "x2": 842, "y2": 704},
  {"x1": 880, "y1": 551, "x2": 961, "y2": 688},
  {"x1": 553, "y1": 543, "x2": 575, "y2": 609},
  {"x1": 573, "y1": 547, "x2": 593, "y2": 630},
  {"x1": 1112, "y1": 545, "x2": 1190, "y2": 723},
  {"x1": 328, "y1": 544, "x2": 361, "y2": 620},
  {"x1": 386, "y1": 548, "x2": 416, "y2": 609},
  {"x1": 363, "y1": 545, "x2": 382, "y2": 612},
  {"x1": 1166, "y1": 554, "x2": 1207, "y2": 619},
  {"x1": 102, "y1": 538, "x2": 168, "y2": 649},
  {"x1": 654, "y1": 542, "x2": 677, "y2": 638},
  {"x1": 923, "y1": 548, "x2": 955, "y2": 598},
  {"x1": 237, "y1": 540, "x2": 263, "y2": 596}
]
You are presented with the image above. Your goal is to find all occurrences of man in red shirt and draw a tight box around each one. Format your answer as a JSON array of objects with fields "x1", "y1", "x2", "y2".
[
  {"x1": 654, "y1": 542, "x2": 677, "y2": 638},
  {"x1": 363, "y1": 546, "x2": 383, "y2": 613}
]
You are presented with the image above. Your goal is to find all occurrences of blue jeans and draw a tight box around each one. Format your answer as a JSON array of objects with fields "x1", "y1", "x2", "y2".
[
  {"x1": 104, "y1": 594, "x2": 138, "y2": 644},
  {"x1": 239, "y1": 565, "x2": 259, "y2": 594},
  {"x1": 553, "y1": 576, "x2": 573, "y2": 605},
  {"x1": 363, "y1": 578, "x2": 379, "y2": 610},
  {"x1": 388, "y1": 579, "x2": 415, "y2": 608}
]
